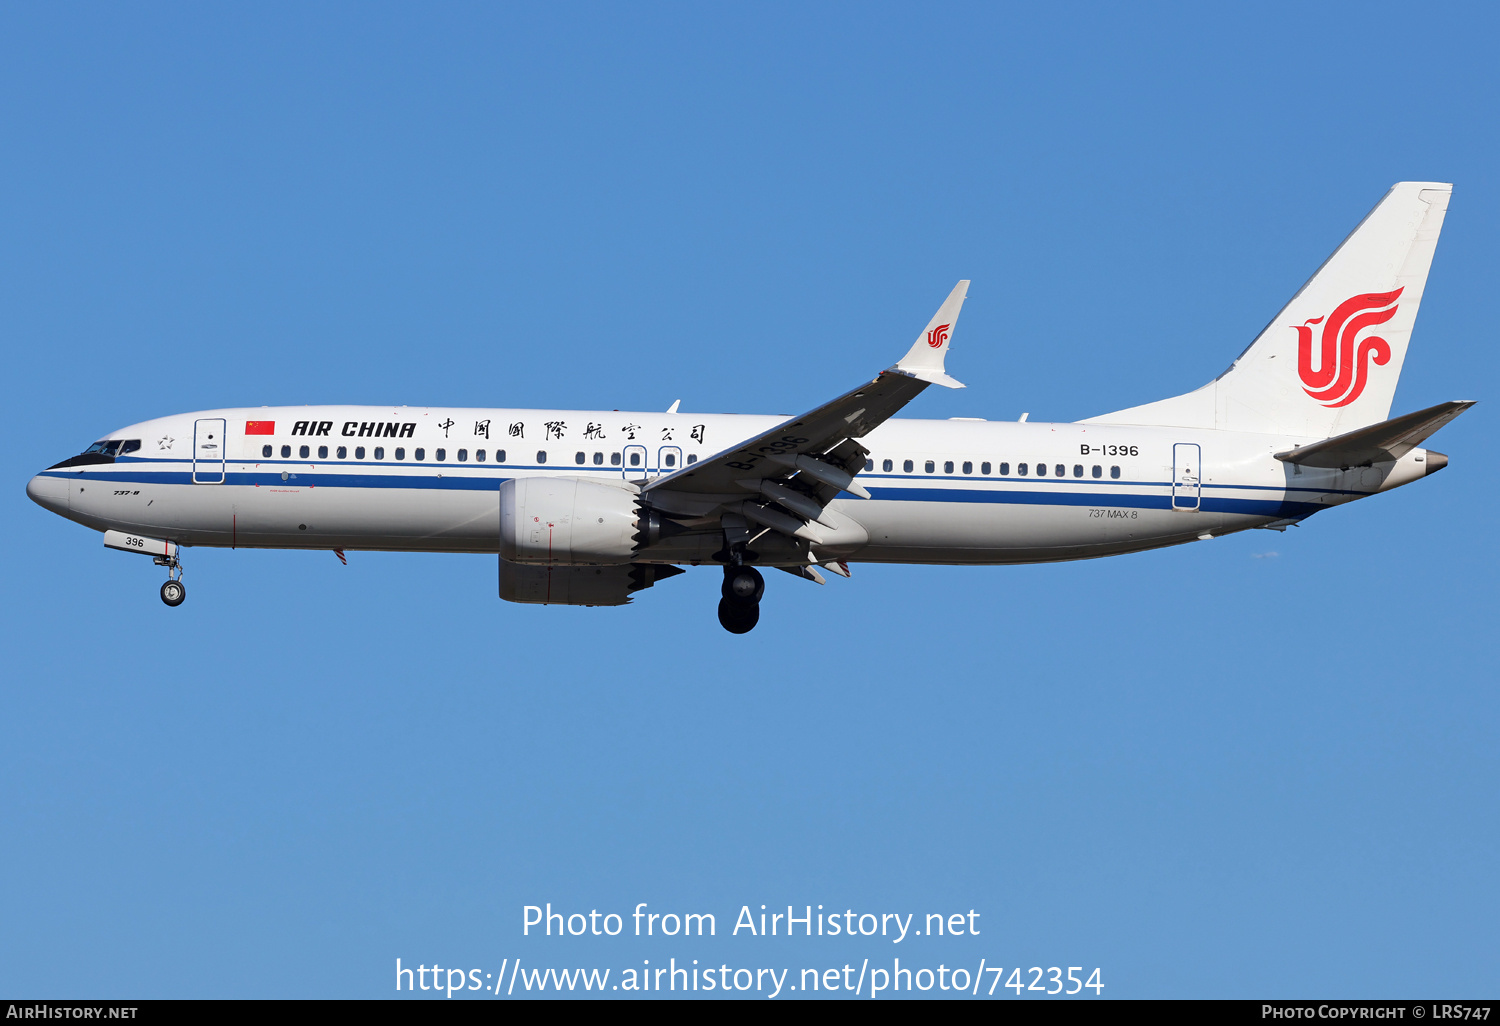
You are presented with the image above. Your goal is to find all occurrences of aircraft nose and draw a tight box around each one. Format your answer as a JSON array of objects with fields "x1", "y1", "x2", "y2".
[{"x1": 26, "y1": 473, "x2": 69, "y2": 514}]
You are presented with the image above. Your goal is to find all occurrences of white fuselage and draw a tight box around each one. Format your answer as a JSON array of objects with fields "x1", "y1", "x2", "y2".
[{"x1": 28, "y1": 405, "x2": 1435, "y2": 566}]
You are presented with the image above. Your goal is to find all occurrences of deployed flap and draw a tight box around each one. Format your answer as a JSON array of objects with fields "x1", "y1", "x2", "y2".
[
  {"x1": 892, "y1": 280, "x2": 969, "y2": 388},
  {"x1": 1275, "y1": 400, "x2": 1473, "y2": 468}
]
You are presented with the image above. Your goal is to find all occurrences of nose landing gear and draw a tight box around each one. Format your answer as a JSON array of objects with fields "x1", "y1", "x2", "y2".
[
  {"x1": 155, "y1": 551, "x2": 185, "y2": 607},
  {"x1": 718, "y1": 565, "x2": 764, "y2": 634}
]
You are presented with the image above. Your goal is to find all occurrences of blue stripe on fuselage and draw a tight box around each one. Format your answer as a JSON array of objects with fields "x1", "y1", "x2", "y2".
[{"x1": 42, "y1": 467, "x2": 1330, "y2": 518}]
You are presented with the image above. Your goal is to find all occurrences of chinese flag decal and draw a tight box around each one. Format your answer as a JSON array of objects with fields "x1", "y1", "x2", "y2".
[{"x1": 245, "y1": 421, "x2": 275, "y2": 435}]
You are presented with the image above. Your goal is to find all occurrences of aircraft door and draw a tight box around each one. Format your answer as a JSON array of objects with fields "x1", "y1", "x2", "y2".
[
  {"x1": 656, "y1": 445, "x2": 683, "y2": 479},
  {"x1": 193, "y1": 418, "x2": 226, "y2": 484},
  {"x1": 1172, "y1": 442, "x2": 1201, "y2": 511},
  {"x1": 622, "y1": 444, "x2": 648, "y2": 481}
]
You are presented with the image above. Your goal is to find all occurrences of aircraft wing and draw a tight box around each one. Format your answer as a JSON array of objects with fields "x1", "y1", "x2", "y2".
[
  {"x1": 642, "y1": 281, "x2": 969, "y2": 538},
  {"x1": 1274, "y1": 400, "x2": 1474, "y2": 468}
]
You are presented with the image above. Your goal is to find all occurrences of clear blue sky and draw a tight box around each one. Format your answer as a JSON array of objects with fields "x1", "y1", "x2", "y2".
[{"x1": 3, "y1": 1, "x2": 1496, "y2": 999}]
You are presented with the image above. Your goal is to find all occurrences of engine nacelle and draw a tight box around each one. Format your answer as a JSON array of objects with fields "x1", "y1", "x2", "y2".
[
  {"x1": 498, "y1": 560, "x2": 684, "y2": 606},
  {"x1": 499, "y1": 476, "x2": 641, "y2": 565}
]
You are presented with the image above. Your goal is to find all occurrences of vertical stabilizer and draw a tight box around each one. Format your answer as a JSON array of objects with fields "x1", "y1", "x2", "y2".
[{"x1": 1085, "y1": 183, "x2": 1451, "y2": 437}]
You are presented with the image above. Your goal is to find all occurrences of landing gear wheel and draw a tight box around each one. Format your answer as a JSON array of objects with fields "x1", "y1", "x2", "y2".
[
  {"x1": 160, "y1": 580, "x2": 186, "y2": 607},
  {"x1": 717, "y1": 597, "x2": 759, "y2": 634},
  {"x1": 722, "y1": 565, "x2": 765, "y2": 603}
]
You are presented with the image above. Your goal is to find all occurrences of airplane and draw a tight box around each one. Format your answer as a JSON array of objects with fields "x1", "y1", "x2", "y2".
[{"x1": 27, "y1": 182, "x2": 1472, "y2": 633}]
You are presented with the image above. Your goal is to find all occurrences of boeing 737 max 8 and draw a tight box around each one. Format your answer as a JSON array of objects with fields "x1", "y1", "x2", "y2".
[{"x1": 27, "y1": 182, "x2": 1472, "y2": 632}]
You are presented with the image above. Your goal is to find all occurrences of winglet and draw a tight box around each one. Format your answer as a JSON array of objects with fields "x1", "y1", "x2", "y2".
[{"x1": 890, "y1": 280, "x2": 969, "y2": 388}]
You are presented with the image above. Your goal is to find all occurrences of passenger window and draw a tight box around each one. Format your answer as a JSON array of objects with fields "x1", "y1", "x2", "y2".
[
  {"x1": 537, "y1": 450, "x2": 547, "y2": 464},
  {"x1": 262, "y1": 445, "x2": 273, "y2": 458},
  {"x1": 943, "y1": 461, "x2": 953, "y2": 474},
  {"x1": 1018, "y1": 463, "x2": 1028, "y2": 475},
  {"x1": 415, "y1": 448, "x2": 425, "y2": 460},
  {"x1": 1073, "y1": 464, "x2": 1083, "y2": 478},
  {"x1": 1056, "y1": 464, "x2": 1065, "y2": 477},
  {"x1": 436, "y1": 448, "x2": 446, "y2": 462},
  {"x1": 455, "y1": 449, "x2": 466, "y2": 462},
  {"x1": 981, "y1": 461, "x2": 991, "y2": 475},
  {"x1": 119, "y1": 440, "x2": 141, "y2": 455},
  {"x1": 1036, "y1": 463, "x2": 1045, "y2": 476},
  {"x1": 686, "y1": 454, "x2": 697, "y2": 464},
  {"x1": 883, "y1": 459, "x2": 893, "y2": 472},
  {"x1": 496, "y1": 450, "x2": 506, "y2": 462},
  {"x1": 1110, "y1": 465, "x2": 1121, "y2": 479},
  {"x1": 395, "y1": 447, "x2": 405, "y2": 460},
  {"x1": 336, "y1": 446, "x2": 347, "y2": 459},
  {"x1": 629, "y1": 452, "x2": 640, "y2": 467},
  {"x1": 281, "y1": 445, "x2": 291, "y2": 458},
  {"x1": 318, "y1": 445, "x2": 328, "y2": 459},
  {"x1": 903, "y1": 460, "x2": 914, "y2": 473},
  {"x1": 925, "y1": 460, "x2": 935, "y2": 474},
  {"x1": 299, "y1": 445, "x2": 310, "y2": 458},
  {"x1": 664, "y1": 453, "x2": 676, "y2": 467},
  {"x1": 999, "y1": 462, "x2": 1009, "y2": 475},
  {"x1": 476, "y1": 449, "x2": 486, "y2": 462},
  {"x1": 575, "y1": 451, "x2": 586, "y2": 464},
  {"x1": 374, "y1": 447, "x2": 384, "y2": 460},
  {"x1": 611, "y1": 452, "x2": 621, "y2": 466},
  {"x1": 1092, "y1": 465, "x2": 1102, "y2": 478},
  {"x1": 962, "y1": 461, "x2": 972, "y2": 474},
  {"x1": 865, "y1": 459, "x2": 874, "y2": 472},
  {"x1": 354, "y1": 446, "x2": 365, "y2": 459},
  {"x1": 593, "y1": 452, "x2": 603, "y2": 465}
]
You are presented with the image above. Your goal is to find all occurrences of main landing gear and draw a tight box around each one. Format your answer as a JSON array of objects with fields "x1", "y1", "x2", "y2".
[
  {"x1": 718, "y1": 565, "x2": 764, "y2": 634},
  {"x1": 156, "y1": 551, "x2": 185, "y2": 607}
]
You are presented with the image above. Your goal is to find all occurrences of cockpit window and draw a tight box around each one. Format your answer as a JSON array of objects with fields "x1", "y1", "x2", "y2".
[
  {"x1": 118, "y1": 440, "x2": 141, "y2": 455},
  {"x1": 85, "y1": 440, "x2": 124, "y2": 456}
]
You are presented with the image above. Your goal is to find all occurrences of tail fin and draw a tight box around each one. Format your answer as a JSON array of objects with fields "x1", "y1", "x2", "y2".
[{"x1": 1085, "y1": 183, "x2": 1452, "y2": 437}]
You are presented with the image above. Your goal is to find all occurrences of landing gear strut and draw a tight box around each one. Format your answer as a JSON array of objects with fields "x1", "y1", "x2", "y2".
[
  {"x1": 718, "y1": 565, "x2": 763, "y2": 634},
  {"x1": 156, "y1": 551, "x2": 185, "y2": 607}
]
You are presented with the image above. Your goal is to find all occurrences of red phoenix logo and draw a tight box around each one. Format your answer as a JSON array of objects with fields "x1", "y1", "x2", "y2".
[
  {"x1": 1292, "y1": 288, "x2": 1403, "y2": 407},
  {"x1": 926, "y1": 323, "x2": 951, "y2": 349}
]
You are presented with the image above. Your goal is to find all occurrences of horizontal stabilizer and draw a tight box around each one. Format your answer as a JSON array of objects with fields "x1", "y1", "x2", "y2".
[{"x1": 1275, "y1": 400, "x2": 1474, "y2": 468}]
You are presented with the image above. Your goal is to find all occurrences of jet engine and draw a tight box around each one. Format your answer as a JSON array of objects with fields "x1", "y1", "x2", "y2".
[
  {"x1": 499, "y1": 560, "x2": 685, "y2": 606},
  {"x1": 499, "y1": 476, "x2": 642, "y2": 565}
]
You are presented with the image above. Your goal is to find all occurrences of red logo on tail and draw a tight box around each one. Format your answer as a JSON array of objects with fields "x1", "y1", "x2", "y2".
[
  {"x1": 1292, "y1": 288, "x2": 1403, "y2": 407},
  {"x1": 926, "y1": 323, "x2": 951, "y2": 349}
]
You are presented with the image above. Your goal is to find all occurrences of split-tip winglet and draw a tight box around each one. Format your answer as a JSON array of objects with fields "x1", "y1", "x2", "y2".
[{"x1": 890, "y1": 280, "x2": 969, "y2": 389}]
